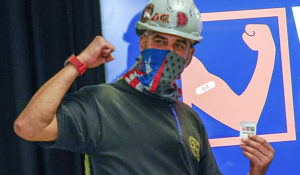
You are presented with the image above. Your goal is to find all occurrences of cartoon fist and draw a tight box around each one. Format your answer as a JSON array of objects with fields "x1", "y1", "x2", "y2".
[{"x1": 242, "y1": 24, "x2": 275, "y2": 51}]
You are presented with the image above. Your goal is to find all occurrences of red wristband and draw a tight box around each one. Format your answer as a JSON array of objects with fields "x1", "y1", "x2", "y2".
[{"x1": 64, "y1": 54, "x2": 87, "y2": 75}]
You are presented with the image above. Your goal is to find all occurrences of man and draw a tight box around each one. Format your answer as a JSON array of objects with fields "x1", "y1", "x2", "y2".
[{"x1": 14, "y1": 0, "x2": 274, "y2": 174}]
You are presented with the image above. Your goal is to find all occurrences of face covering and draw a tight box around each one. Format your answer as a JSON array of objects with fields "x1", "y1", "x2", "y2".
[{"x1": 123, "y1": 48, "x2": 187, "y2": 101}]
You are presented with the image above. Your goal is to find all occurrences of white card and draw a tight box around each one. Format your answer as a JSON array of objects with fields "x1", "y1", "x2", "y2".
[{"x1": 239, "y1": 121, "x2": 257, "y2": 138}]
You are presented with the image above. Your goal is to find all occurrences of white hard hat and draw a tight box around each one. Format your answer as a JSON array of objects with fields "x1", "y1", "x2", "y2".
[{"x1": 136, "y1": 0, "x2": 203, "y2": 42}]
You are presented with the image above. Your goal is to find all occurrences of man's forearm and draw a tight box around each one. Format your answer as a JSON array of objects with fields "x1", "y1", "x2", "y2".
[
  {"x1": 14, "y1": 63, "x2": 79, "y2": 141},
  {"x1": 14, "y1": 36, "x2": 115, "y2": 141}
]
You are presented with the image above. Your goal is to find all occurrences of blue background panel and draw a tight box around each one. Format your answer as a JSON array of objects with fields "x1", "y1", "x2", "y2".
[{"x1": 101, "y1": 0, "x2": 300, "y2": 174}]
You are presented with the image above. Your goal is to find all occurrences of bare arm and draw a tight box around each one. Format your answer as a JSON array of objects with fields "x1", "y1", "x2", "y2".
[
  {"x1": 182, "y1": 24, "x2": 276, "y2": 130},
  {"x1": 14, "y1": 36, "x2": 115, "y2": 141},
  {"x1": 182, "y1": 24, "x2": 276, "y2": 175}
]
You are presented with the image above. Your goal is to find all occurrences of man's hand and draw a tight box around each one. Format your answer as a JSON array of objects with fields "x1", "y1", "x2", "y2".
[
  {"x1": 77, "y1": 36, "x2": 115, "y2": 68},
  {"x1": 240, "y1": 135, "x2": 275, "y2": 175}
]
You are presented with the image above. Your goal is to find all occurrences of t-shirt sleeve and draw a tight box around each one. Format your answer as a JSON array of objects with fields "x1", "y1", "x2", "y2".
[
  {"x1": 39, "y1": 86, "x2": 102, "y2": 154},
  {"x1": 198, "y1": 123, "x2": 222, "y2": 175}
]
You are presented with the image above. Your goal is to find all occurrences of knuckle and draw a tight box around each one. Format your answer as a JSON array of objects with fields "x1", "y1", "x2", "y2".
[
  {"x1": 270, "y1": 153, "x2": 274, "y2": 160},
  {"x1": 94, "y1": 36, "x2": 100, "y2": 41},
  {"x1": 252, "y1": 149, "x2": 258, "y2": 156},
  {"x1": 95, "y1": 36, "x2": 104, "y2": 43},
  {"x1": 95, "y1": 35, "x2": 102, "y2": 39},
  {"x1": 256, "y1": 146, "x2": 263, "y2": 152}
]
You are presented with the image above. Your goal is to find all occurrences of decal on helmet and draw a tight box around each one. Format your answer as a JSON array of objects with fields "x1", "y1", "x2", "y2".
[
  {"x1": 151, "y1": 13, "x2": 170, "y2": 24},
  {"x1": 177, "y1": 12, "x2": 188, "y2": 27},
  {"x1": 141, "y1": 4, "x2": 154, "y2": 23},
  {"x1": 136, "y1": 0, "x2": 203, "y2": 41}
]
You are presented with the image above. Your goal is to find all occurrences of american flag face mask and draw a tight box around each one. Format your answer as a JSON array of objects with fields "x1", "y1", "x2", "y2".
[{"x1": 123, "y1": 48, "x2": 186, "y2": 101}]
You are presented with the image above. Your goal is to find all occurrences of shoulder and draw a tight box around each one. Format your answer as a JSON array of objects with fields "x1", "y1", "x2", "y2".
[
  {"x1": 71, "y1": 80, "x2": 138, "y2": 105},
  {"x1": 176, "y1": 100, "x2": 206, "y2": 129},
  {"x1": 176, "y1": 100, "x2": 200, "y2": 118},
  {"x1": 73, "y1": 82, "x2": 120, "y2": 97},
  {"x1": 60, "y1": 83, "x2": 117, "y2": 106},
  {"x1": 82, "y1": 80, "x2": 134, "y2": 95}
]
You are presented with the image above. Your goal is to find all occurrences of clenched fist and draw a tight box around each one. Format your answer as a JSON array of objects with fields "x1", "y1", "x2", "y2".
[
  {"x1": 77, "y1": 36, "x2": 115, "y2": 68},
  {"x1": 242, "y1": 24, "x2": 275, "y2": 51}
]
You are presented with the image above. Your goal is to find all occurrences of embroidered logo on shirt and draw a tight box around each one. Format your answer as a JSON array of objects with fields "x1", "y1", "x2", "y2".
[{"x1": 189, "y1": 136, "x2": 200, "y2": 162}]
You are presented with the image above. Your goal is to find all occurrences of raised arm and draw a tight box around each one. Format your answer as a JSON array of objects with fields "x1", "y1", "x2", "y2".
[
  {"x1": 182, "y1": 24, "x2": 276, "y2": 130},
  {"x1": 14, "y1": 36, "x2": 115, "y2": 141}
]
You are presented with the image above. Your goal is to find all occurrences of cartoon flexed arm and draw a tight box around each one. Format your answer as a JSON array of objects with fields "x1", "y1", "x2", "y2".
[{"x1": 182, "y1": 24, "x2": 276, "y2": 130}]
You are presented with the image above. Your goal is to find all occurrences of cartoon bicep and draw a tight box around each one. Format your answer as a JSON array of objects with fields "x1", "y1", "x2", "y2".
[{"x1": 181, "y1": 56, "x2": 236, "y2": 101}]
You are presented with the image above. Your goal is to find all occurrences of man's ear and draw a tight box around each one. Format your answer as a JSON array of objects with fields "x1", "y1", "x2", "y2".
[
  {"x1": 185, "y1": 47, "x2": 195, "y2": 67},
  {"x1": 139, "y1": 34, "x2": 146, "y2": 51}
]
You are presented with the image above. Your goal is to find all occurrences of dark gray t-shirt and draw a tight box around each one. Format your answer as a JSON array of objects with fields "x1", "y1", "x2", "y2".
[{"x1": 41, "y1": 80, "x2": 221, "y2": 175}]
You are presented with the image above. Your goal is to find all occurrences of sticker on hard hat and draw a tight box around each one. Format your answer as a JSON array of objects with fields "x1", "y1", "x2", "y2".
[
  {"x1": 177, "y1": 12, "x2": 188, "y2": 27},
  {"x1": 151, "y1": 13, "x2": 170, "y2": 24},
  {"x1": 141, "y1": 4, "x2": 154, "y2": 23}
]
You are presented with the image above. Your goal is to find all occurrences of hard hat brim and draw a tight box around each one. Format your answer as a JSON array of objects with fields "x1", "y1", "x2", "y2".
[{"x1": 136, "y1": 22, "x2": 202, "y2": 42}]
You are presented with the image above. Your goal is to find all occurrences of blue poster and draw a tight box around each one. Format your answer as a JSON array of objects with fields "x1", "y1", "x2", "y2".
[{"x1": 100, "y1": 0, "x2": 300, "y2": 174}]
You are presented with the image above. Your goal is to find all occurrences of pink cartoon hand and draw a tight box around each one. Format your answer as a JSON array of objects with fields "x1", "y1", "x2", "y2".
[{"x1": 242, "y1": 24, "x2": 275, "y2": 51}]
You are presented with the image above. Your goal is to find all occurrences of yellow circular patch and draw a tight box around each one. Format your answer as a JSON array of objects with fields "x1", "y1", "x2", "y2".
[{"x1": 189, "y1": 136, "x2": 200, "y2": 162}]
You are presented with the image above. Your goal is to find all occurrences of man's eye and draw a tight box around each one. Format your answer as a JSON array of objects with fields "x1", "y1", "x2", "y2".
[
  {"x1": 175, "y1": 43, "x2": 185, "y2": 50},
  {"x1": 155, "y1": 40, "x2": 165, "y2": 44}
]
